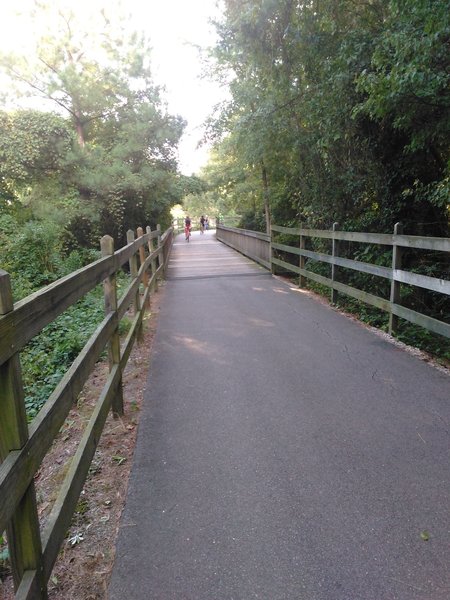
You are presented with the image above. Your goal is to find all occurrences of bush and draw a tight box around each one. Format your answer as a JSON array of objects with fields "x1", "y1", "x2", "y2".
[{"x1": 21, "y1": 288, "x2": 105, "y2": 419}]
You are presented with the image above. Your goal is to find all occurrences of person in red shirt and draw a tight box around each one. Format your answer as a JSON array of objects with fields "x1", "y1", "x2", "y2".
[{"x1": 184, "y1": 216, "x2": 191, "y2": 241}]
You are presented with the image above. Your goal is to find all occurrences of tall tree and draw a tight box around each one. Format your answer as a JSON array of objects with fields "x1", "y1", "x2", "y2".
[
  {"x1": 0, "y1": 1, "x2": 187, "y2": 243},
  {"x1": 1, "y1": 2, "x2": 153, "y2": 147},
  {"x1": 206, "y1": 0, "x2": 449, "y2": 235}
]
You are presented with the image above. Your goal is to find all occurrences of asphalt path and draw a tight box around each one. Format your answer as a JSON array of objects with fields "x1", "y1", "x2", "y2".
[{"x1": 109, "y1": 231, "x2": 450, "y2": 600}]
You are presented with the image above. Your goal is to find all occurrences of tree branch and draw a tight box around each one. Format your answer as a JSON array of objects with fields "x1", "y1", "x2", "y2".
[{"x1": 5, "y1": 65, "x2": 77, "y2": 119}]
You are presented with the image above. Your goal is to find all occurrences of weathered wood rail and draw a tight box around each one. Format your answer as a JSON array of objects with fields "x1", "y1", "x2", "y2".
[
  {"x1": 216, "y1": 222, "x2": 450, "y2": 339},
  {"x1": 216, "y1": 224, "x2": 271, "y2": 270},
  {"x1": 0, "y1": 225, "x2": 173, "y2": 599}
]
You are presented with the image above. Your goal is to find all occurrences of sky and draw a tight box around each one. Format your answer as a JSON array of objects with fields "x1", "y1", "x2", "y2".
[
  {"x1": 132, "y1": 0, "x2": 228, "y2": 174},
  {"x1": 0, "y1": 0, "x2": 228, "y2": 175}
]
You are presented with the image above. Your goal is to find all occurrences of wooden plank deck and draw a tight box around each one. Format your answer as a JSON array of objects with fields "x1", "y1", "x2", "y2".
[{"x1": 168, "y1": 230, "x2": 268, "y2": 279}]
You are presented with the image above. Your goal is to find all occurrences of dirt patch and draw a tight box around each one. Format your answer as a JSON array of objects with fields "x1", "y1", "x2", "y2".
[{"x1": 1, "y1": 287, "x2": 164, "y2": 600}]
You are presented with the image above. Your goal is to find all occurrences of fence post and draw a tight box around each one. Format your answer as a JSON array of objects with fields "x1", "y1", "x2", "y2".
[
  {"x1": 156, "y1": 224, "x2": 162, "y2": 281},
  {"x1": 270, "y1": 225, "x2": 275, "y2": 275},
  {"x1": 389, "y1": 222, "x2": 403, "y2": 336},
  {"x1": 100, "y1": 236, "x2": 124, "y2": 416},
  {"x1": 299, "y1": 222, "x2": 306, "y2": 288},
  {"x1": 127, "y1": 229, "x2": 143, "y2": 339},
  {"x1": 163, "y1": 228, "x2": 172, "y2": 278},
  {"x1": 331, "y1": 222, "x2": 339, "y2": 304},
  {"x1": 137, "y1": 227, "x2": 150, "y2": 307},
  {"x1": 0, "y1": 270, "x2": 47, "y2": 598},
  {"x1": 146, "y1": 225, "x2": 158, "y2": 293}
]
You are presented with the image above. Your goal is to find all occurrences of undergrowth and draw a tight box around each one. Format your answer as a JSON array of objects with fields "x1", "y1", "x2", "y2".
[
  {"x1": 20, "y1": 275, "x2": 132, "y2": 421},
  {"x1": 21, "y1": 288, "x2": 105, "y2": 420},
  {"x1": 2, "y1": 231, "x2": 133, "y2": 420}
]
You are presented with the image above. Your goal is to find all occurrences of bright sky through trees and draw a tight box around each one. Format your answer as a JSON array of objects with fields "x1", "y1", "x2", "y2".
[{"x1": 0, "y1": 0, "x2": 226, "y2": 174}]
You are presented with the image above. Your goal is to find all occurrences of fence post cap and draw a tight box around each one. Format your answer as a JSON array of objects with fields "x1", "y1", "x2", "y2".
[
  {"x1": 0, "y1": 269, "x2": 13, "y2": 314},
  {"x1": 100, "y1": 235, "x2": 114, "y2": 254}
]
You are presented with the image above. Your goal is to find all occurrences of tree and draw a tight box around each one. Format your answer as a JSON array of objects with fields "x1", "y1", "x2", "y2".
[
  {"x1": 0, "y1": 110, "x2": 73, "y2": 183},
  {"x1": 1, "y1": 2, "x2": 153, "y2": 147},
  {"x1": 205, "y1": 0, "x2": 449, "y2": 235},
  {"x1": 355, "y1": 0, "x2": 450, "y2": 233},
  {"x1": 0, "y1": 1, "x2": 187, "y2": 245},
  {"x1": 0, "y1": 109, "x2": 80, "y2": 225}
]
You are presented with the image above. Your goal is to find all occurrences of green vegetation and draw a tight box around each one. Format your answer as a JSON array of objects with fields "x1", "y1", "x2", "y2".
[
  {"x1": 199, "y1": 0, "x2": 449, "y2": 360},
  {"x1": 0, "y1": 2, "x2": 189, "y2": 419},
  {"x1": 21, "y1": 290, "x2": 105, "y2": 419},
  {"x1": 200, "y1": 0, "x2": 449, "y2": 238},
  {"x1": 0, "y1": 0, "x2": 448, "y2": 414},
  {"x1": 0, "y1": 3, "x2": 186, "y2": 246}
]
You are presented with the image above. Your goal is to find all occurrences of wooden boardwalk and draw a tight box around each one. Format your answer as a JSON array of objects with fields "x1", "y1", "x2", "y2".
[{"x1": 168, "y1": 229, "x2": 267, "y2": 279}]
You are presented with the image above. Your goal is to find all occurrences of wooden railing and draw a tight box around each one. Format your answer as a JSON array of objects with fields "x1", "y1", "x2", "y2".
[
  {"x1": 216, "y1": 224, "x2": 271, "y2": 269},
  {"x1": 272, "y1": 223, "x2": 449, "y2": 338},
  {"x1": 216, "y1": 222, "x2": 449, "y2": 339},
  {"x1": 0, "y1": 225, "x2": 173, "y2": 599}
]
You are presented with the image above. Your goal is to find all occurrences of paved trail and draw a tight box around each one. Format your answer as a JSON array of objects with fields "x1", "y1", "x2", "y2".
[{"x1": 109, "y1": 230, "x2": 450, "y2": 600}]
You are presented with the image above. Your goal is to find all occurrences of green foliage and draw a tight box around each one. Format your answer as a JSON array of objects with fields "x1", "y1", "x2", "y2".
[
  {"x1": 0, "y1": 213, "x2": 141, "y2": 421},
  {"x1": 205, "y1": 0, "x2": 449, "y2": 235},
  {"x1": 0, "y1": 213, "x2": 108, "y2": 418},
  {"x1": 18, "y1": 266, "x2": 130, "y2": 419},
  {"x1": 9, "y1": 220, "x2": 62, "y2": 288},
  {"x1": 21, "y1": 288, "x2": 105, "y2": 419},
  {"x1": 0, "y1": 219, "x2": 133, "y2": 420},
  {"x1": 0, "y1": 3, "x2": 188, "y2": 246},
  {"x1": 0, "y1": 110, "x2": 74, "y2": 184},
  {"x1": 397, "y1": 323, "x2": 450, "y2": 362},
  {"x1": 238, "y1": 208, "x2": 267, "y2": 232},
  {"x1": 356, "y1": 0, "x2": 450, "y2": 153},
  {"x1": 0, "y1": 534, "x2": 10, "y2": 582},
  {"x1": 201, "y1": 0, "x2": 449, "y2": 359},
  {"x1": 0, "y1": 3, "x2": 196, "y2": 425}
]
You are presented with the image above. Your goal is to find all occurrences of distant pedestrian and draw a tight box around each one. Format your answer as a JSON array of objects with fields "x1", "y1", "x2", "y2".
[
  {"x1": 200, "y1": 215, "x2": 205, "y2": 234},
  {"x1": 205, "y1": 216, "x2": 209, "y2": 230},
  {"x1": 184, "y1": 216, "x2": 191, "y2": 241}
]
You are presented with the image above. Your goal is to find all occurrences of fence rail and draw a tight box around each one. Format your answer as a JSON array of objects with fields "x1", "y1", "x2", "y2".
[
  {"x1": 0, "y1": 225, "x2": 173, "y2": 599},
  {"x1": 216, "y1": 224, "x2": 271, "y2": 269},
  {"x1": 216, "y1": 222, "x2": 449, "y2": 339}
]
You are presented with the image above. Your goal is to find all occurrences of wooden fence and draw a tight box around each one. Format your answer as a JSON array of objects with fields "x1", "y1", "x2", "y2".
[
  {"x1": 216, "y1": 224, "x2": 271, "y2": 270},
  {"x1": 217, "y1": 222, "x2": 449, "y2": 339},
  {"x1": 0, "y1": 224, "x2": 173, "y2": 599}
]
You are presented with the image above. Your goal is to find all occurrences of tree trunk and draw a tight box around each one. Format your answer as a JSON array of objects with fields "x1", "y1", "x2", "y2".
[{"x1": 74, "y1": 113, "x2": 85, "y2": 147}]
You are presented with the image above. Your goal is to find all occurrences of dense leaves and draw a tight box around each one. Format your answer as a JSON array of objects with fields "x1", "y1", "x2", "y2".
[
  {"x1": 0, "y1": 2, "x2": 188, "y2": 417},
  {"x1": 0, "y1": 110, "x2": 73, "y2": 183},
  {"x1": 0, "y1": 2, "x2": 186, "y2": 245},
  {"x1": 199, "y1": 0, "x2": 449, "y2": 357},
  {"x1": 203, "y1": 0, "x2": 449, "y2": 237}
]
